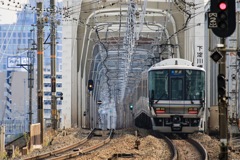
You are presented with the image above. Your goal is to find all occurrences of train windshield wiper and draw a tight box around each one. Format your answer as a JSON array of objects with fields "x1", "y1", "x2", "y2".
[
  {"x1": 190, "y1": 95, "x2": 194, "y2": 104},
  {"x1": 155, "y1": 92, "x2": 167, "y2": 103}
]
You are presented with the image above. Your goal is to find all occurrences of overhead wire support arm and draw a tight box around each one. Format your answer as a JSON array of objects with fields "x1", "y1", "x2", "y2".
[
  {"x1": 44, "y1": 33, "x2": 51, "y2": 44},
  {"x1": 16, "y1": 64, "x2": 29, "y2": 71}
]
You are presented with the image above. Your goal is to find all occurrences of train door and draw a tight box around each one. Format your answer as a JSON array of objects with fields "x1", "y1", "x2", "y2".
[
  {"x1": 169, "y1": 69, "x2": 185, "y2": 101},
  {"x1": 169, "y1": 71, "x2": 185, "y2": 109},
  {"x1": 170, "y1": 77, "x2": 184, "y2": 100}
]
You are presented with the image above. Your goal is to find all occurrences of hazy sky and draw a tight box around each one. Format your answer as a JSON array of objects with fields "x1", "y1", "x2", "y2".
[
  {"x1": 0, "y1": 0, "x2": 62, "y2": 24},
  {"x1": 0, "y1": 0, "x2": 209, "y2": 24}
]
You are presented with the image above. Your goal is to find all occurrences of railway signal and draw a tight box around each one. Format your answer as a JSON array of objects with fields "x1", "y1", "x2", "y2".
[
  {"x1": 88, "y1": 80, "x2": 94, "y2": 91},
  {"x1": 210, "y1": 0, "x2": 236, "y2": 37},
  {"x1": 218, "y1": 74, "x2": 226, "y2": 98},
  {"x1": 210, "y1": 50, "x2": 223, "y2": 63},
  {"x1": 129, "y1": 104, "x2": 133, "y2": 110}
]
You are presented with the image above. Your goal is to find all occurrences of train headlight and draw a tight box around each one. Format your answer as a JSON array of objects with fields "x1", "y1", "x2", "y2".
[{"x1": 172, "y1": 116, "x2": 181, "y2": 123}]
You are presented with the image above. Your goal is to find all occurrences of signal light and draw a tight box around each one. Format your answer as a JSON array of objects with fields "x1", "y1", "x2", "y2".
[
  {"x1": 129, "y1": 104, "x2": 133, "y2": 110},
  {"x1": 219, "y1": 2, "x2": 227, "y2": 10},
  {"x1": 210, "y1": 0, "x2": 236, "y2": 37},
  {"x1": 88, "y1": 80, "x2": 94, "y2": 91},
  {"x1": 218, "y1": 11, "x2": 227, "y2": 29},
  {"x1": 218, "y1": 74, "x2": 226, "y2": 97}
]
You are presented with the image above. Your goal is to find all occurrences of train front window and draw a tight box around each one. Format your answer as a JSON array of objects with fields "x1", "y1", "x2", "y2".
[
  {"x1": 186, "y1": 70, "x2": 205, "y2": 100},
  {"x1": 148, "y1": 70, "x2": 168, "y2": 100},
  {"x1": 149, "y1": 69, "x2": 205, "y2": 101},
  {"x1": 171, "y1": 78, "x2": 183, "y2": 100}
]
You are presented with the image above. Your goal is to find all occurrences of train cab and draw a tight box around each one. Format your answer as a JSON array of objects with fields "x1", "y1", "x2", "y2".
[{"x1": 148, "y1": 58, "x2": 206, "y2": 133}]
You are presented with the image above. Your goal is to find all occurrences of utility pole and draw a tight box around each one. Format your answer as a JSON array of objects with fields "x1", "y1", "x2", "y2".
[
  {"x1": 17, "y1": 43, "x2": 35, "y2": 133},
  {"x1": 37, "y1": 1, "x2": 44, "y2": 144},
  {"x1": 27, "y1": 39, "x2": 35, "y2": 133},
  {"x1": 209, "y1": 1, "x2": 236, "y2": 159},
  {"x1": 17, "y1": 29, "x2": 36, "y2": 134},
  {"x1": 50, "y1": 0, "x2": 57, "y2": 130},
  {"x1": 218, "y1": 38, "x2": 228, "y2": 160}
]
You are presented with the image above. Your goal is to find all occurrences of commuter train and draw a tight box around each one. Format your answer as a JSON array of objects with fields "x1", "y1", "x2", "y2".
[{"x1": 133, "y1": 58, "x2": 207, "y2": 133}]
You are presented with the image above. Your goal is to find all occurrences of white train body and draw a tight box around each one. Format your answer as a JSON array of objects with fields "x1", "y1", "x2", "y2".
[{"x1": 134, "y1": 58, "x2": 206, "y2": 133}]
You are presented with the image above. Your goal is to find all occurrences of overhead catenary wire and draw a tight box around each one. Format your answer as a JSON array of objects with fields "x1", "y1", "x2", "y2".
[
  {"x1": 156, "y1": 0, "x2": 198, "y2": 56},
  {"x1": 95, "y1": 27, "x2": 111, "y2": 101}
]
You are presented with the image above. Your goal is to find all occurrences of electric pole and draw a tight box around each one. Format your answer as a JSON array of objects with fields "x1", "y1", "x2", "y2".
[
  {"x1": 218, "y1": 38, "x2": 228, "y2": 160},
  {"x1": 16, "y1": 39, "x2": 35, "y2": 133},
  {"x1": 37, "y1": 1, "x2": 44, "y2": 144},
  {"x1": 209, "y1": 0, "x2": 236, "y2": 159},
  {"x1": 27, "y1": 37, "x2": 35, "y2": 133},
  {"x1": 50, "y1": 0, "x2": 57, "y2": 130}
]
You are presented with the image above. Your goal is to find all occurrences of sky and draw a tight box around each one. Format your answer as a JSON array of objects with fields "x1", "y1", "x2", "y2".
[
  {"x1": 0, "y1": 0, "x2": 29, "y2": 24},
  {"x1": 0, "y1": 0, "x2": 62, "y2": 24},
  {"x1": 0, "y1": 0, "x2": 209, "y2": 24}
]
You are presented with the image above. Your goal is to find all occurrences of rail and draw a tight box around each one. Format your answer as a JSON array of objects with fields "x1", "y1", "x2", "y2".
[
  {"x1": 23, "y1": 128, "x2": 96, "y2": 160},
  {"x1": 47, "y1": 129, "x2": 114, "y2": 160},
  {"x1": 187, "y1": 138, "x2": 208, "y2": 160},
  {"x1": 151, "y1": 131, "x2": 177, "y2": 160}
]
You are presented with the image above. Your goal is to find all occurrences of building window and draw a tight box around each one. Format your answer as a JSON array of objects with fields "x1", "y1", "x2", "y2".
[
  {"x1": 57, "y1": 101, "x2": 62, "y2": 105},
  {"x1": 56, "y1": 75, "x2": 62, "y2": 79},
  {"x1": 44, "y1": 83, "x2": 51, "y2": 87},
  {"x1": 44, "y1": 100, "x2": 51, "y2": 105},
  {"x1": 44, "y1": 109, "x2": 51, "y2": 114},
  {"x1": 44, "y1": 92, "x2": 51, "y2": 96},
  {"x1": 56, "y1": 83, "x2": 62, "y2": 87},
  {"x1": 44, "y1": 74, "x2": 51, "y2": 79},
  {"x1": 56, "y1": 92, "x2": 62, "y2": 96}
]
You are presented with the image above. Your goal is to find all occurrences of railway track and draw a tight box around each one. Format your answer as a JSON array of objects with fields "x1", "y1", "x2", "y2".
[
  {"x1": 5, "y1": 134, "x2": 26, "y2": 157},
  {"x1": 23, "y1": 129, "x2": 114, "y2": 160},
  {"x1": 23, "y1": 128, "x2": 96, "y2": 160},
  {"x1": 47, "y1": 129, "x2": 114, "y2": 160},
  {"x1": 172, "y1": 137, "x2": 208, "y2": 160},
  {"x1": 153, "y1": 132, "x2": 208, "y2": 160}
]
